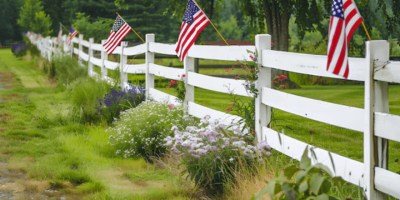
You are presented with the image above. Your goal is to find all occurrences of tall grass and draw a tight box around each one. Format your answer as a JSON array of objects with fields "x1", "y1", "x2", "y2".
[{"x1": 68, "y1": 77, "x2": 113, "y2": 124}]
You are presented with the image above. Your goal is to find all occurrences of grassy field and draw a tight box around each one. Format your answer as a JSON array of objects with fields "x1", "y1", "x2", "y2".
[
  {"x1": 0, "y1": 49, "x2": 195, "y2": 199},
  {"x1": 156, "y1": 85, "x2": 400, "y2": 174}
]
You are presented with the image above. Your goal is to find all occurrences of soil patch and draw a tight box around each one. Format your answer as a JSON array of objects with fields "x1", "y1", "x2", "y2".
[
  {"x1": 0, "y1": 72, "x2": 15, "y2": 90},
  {"x1": 0, "y1": 162, "x2": 82, "y2": 200},
  {"x1": 0, "y1": 113, "x2": 13, "y2": 123}
]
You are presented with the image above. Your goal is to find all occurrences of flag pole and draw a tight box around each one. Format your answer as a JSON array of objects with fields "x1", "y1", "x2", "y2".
[
  {"x1": 362, "y1": 22, "x2": 372, "y2": 41},
  {"x1": 192, "y1": 0, "x2": 229, "y2": 46},
  {"x1": 60, "y1": 23, "x2": 70, "y2": 33},
  {"x1": 116, "y1": 12, "x2": 145, "y2": 43}
]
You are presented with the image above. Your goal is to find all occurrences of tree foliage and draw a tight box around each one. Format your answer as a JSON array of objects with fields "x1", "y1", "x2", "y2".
[
  {"x1": 72, "y1": 13, "x2": 114, "y2": 43},
  {"x1": 32, "y1": 11, "x2": 53, "y2": 36},
  {"x1": 17, "y1": 0, "x2": 43, "y2": 32}
]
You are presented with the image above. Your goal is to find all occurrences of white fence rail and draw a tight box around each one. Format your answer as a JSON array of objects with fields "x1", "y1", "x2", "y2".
[{"x1": 28, "y1": 33, "x2": 400, "y2": 200}]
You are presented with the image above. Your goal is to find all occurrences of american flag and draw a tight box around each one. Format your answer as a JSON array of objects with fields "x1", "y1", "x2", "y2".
[
  {"x1": 103, "y1": 16, "x2": 131, "y2": 55},
  {"x1": 66, "y1": 26, "x2": 78, "y2": 45},
  {"x1": 175, "y1": 0, "x2": 210, "y2": 61},
  {"x1": 57, "y1": 24, "x2": 62, "y2": 45},
  {"x1": 327, "y1": 0, "x2": 363, "y2": 78}
]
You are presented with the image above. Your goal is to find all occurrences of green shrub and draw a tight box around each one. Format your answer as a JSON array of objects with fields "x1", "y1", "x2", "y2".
[
  {"x1": 165, "y1": 117, "x2": 271, "y2": 196},
  {"x1": 56, "y1": 170, "x2": 92, "y2": 185},
  {"x1": 107, "y1": 101, "x2": 198, "y2": 161},
  {"x1": 69, "y1": 77, "x2": 113, "y2": 124},
  {"x1": 51, "y1": 55, "x2": 87, "y2": 86},
  {"x1": 253, "y1": 148, "x2": 355, "y2": 200}
]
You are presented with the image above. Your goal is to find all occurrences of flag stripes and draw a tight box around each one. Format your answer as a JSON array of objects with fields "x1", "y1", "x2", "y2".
[
  {"x1": 327, "y1": 0, "x2": 362, "y2": 78},
  {"x1": 103, "y1": 24, "x2": 131, "y2": 55},
  {"x1": 175, "y1": 0, "x2": 210, "y2": 61}
]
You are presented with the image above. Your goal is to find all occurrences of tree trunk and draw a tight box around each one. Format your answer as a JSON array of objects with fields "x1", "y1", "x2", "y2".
[{"x1": 263, "y1": 0, "x2": 299, "y2": 89}]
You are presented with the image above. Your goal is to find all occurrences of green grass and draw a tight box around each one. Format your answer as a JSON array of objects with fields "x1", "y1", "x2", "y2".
[{"x1": 0, "y1": 49, "x2": 194, "y2": 199}]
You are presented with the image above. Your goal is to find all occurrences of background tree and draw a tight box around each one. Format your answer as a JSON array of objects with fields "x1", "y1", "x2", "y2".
[
  {"x1": 31, "y1": 11, "x2": 52, "y2": 36},
  {"x1": 17, "y1": 0, "x2": 43, "y2": 32}
]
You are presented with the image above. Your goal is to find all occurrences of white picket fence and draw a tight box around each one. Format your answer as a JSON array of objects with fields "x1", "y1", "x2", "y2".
[{"x1": 28, "y1": 33, "x2": 400, "y2": 200}]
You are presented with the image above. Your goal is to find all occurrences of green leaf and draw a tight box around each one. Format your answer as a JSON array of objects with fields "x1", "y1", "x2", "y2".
[
  {"x1": 284, "y1": 166, "x2": 300, "y2": 180},
  {"x1": 296, "y1": 170, "x2": 308, "y2": 184},
  {"x1": 332, "y1": 177, "x2": 345, "y2": 188},
  {"x1": 253, "y1": 180, "x2": 276, "y2": 200},
  {"x1": 300, "y1": 147, "x2": 311, "y2": 170},
  {"x1": 299, "y1": 182, "x2": 309, "y2": 193},
  {"x1": 310, "y1": 174, "x2": 325, "y2": 194},
  {"x1": 316, "y1": 194, "x2": 329, "y2": 200},
  {"x1": 313, "y1": 163, "x2": 333, "y2": 177},
  {"x1": 320, "y1": 180, "x2": 332, "y2": 193}
]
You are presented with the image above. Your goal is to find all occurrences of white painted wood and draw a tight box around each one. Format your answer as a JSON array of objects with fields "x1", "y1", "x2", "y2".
[
  {"x1": 187, "y1": 72, "x2": 250, "y2": 97},
  {"x1": 88, "y1": 38, "x2": 94, "y2": 77},
  {"x1": 374, "y1": 61, "x2": 400, "y2": 84},
  {"x1": 90, "y1": 57, "x2": 102, "y2": 67},
  {"x1": 111, "y1": 46, "x2": 122, "y2": 55},
  {"x1": 375, "y1": 167, "x2": 400, "y2": 199},
  {"x1": 262, "y1": 87, "x2": 364, "y2": 132},
  {"x1": 123, "y1": 64, "x2": 146, "y2": 74},
  {"x1": 79, "y1": 50, "x2": 89, "y2": 61},
  {"x1": 78, "y1": 35, "x2": 83, "y2": 64},
  {"x1": 104, "y1": 60, "x2": 119, "y2": 70},
  {"x1": 120, "y1": 42, "x2": 128, "y2": 89},
  {"x1": 73, "y1": 48, "x2": 79, "y2": 55},
  {"x1": 72, "y1": 37, "x2": 79, "y2": 43},
  {"x1": 364, "y1": 40, "x2": 390, "y2": 200},
  {"x1": 375, "y1": 112, "x2": 400, "y2": 143},
  {"x1": 149, "y1": 64, "x2": 184, "y2": 80},
  {"x1": 81, "y1": 39, "x2": 90, "y2": 47},
  {"x1": 101, "y1": 40, "x2": 108, "y2": 77},
  {"x1": 188, "y1": 101, "x2": 242, "y2": 125},
  {"x1": 262, "y1": 127, "x2": 364, "y2": 186},
  {"x1": 148, "y1": 42, "x2": 176, "y2": 55},
  {"x1": 188, "y1": 45, "x2": 255, "y2": 61},
  {"x1": 255, "y1": 34, "x2": 272, "y2": 142},
  {"x1": 372, "y1": 44, "x2": 390, "y2": 200},
  {"x1": 124, "y1": 43, "x2": 146, "y2": 56},
  {"x1": 148, "y1": 88, "x2": 180, "y2": 105},
  {"x1": 91, "y1": 43, "x2": 103, "y2": 51},
  {"x1": 261, "y1": 50, "x2": 366, "y2": 82},
  {"x1": 145, "y1": 34, "x2": 155, "y2": 100},
  {"x1": 184, "y1": 56, "x2": 195, "y2": 109}
]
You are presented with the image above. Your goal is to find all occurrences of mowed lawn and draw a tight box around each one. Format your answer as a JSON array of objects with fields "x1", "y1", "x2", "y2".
[{"x1": 157, "y1": 84, "x2": 400, "y2": 173}]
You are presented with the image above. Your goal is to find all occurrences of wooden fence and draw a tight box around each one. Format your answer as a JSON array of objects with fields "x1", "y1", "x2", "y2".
[{"x1": 28, "y1": 33, "x2": 400, "y2": 200}]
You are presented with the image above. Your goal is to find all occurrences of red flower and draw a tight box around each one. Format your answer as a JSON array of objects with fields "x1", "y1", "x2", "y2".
[
  {"x1": 173, "y1": 80, "x2": 177, "y2": 84},
  {"x1": 250, "y1": 69, "x2": 253, "y2": 73},
  {"x1": 232, "y1": 65, "x2": 235, "y2": 68},
  {"x1": 178, "y1": 75, "x2": 180, "y2": 77},
  {"x1": 241, "y1": 65, "x2": 244, "y2": 68},
  {"x1": 236, "y1": 60, "x2": 239, "y2": 62},
  {"x1": 235, "y1": 74, "x2": 238, "y2": 76},
  {"x1": 225, "y1": 68, "x2": 229, "y2": 72},
  {"x1": 226, "y1": 107, "x2": 232, "y2": 112},
  {"x1": 249, "y1": 78, "x2": 252, "y2": 81},
  {"x1": 278, "y1": 78, "x2": 281, "y2": 81},
  {"x1": 182, "y1": 74, "x2": 186, "y2": 77},
  {"x1": 275, "y1": 75, "x2": 279, "y2": 77},
  {"x1": 281, "y1": 85, "x2": 286, "y2": 89},
  {"x1": 271, "y1": 42, "x2": 274, "y2": 46},
  {"x1": 235, "y1": 77, "x2": 239, "y2": 80},
  {"x1": 166, "y1": 86, "x2": 169, "y2": 89},
  {"x1": 252, "y1": 130, "x2": 255, "y2": 134},
  {"x1": 249, "y1": 55, "x2": 255, "y2": 59},
  {"x1": 168, "y1": 104, "x2": 175, "y2": 109},
  {"x1": 232, "y1": 103, "x2": 235, "y2": 107},
  {"x1": 273, "y1": 81, "x2": 277, "y2": 84}
]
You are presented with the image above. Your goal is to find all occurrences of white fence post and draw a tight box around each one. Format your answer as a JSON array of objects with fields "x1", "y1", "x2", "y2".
[
  {"x1": 184, "y1": 55, "x2": 195, "y2": 110},
  {"x1": 88, "y1": 38, "x2": 94, "y2": 77},
  {"x1": 120, "y1": 41, "x2": 128, "y2": 89},
  {"x1": 255, "y1": 34, "x2": 272, "y2": 142},
  {"x1": 70, "y1": 37, "x2": 73, "y2": 59},
  {"x1": 78, "y1": 34, "x2": 83, "y2": 65},
  {"x1": 145, "y1": 34, "x2": 155, "y2": 100},
  {"x1": 364, "y1": 40, "x2": 390, "y2": 200},
  {"x1": 101, "y1": 40, "x2": 108, "y2": 78}
]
